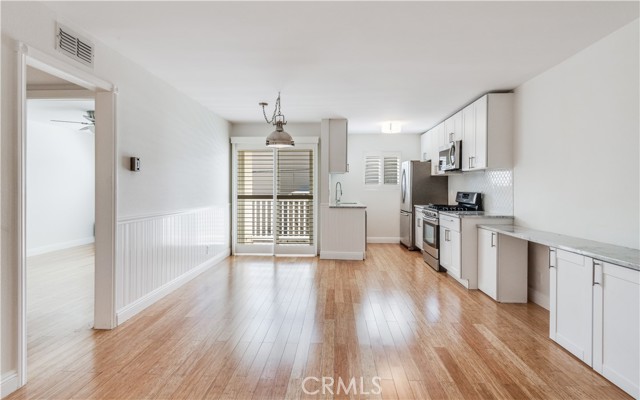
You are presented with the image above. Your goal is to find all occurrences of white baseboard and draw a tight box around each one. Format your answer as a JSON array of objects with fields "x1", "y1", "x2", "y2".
[
  {"x1": 27, "y1": 236, "x2": 94, "y2": 257},
  {"x1": 319, "y1": 251, "x2": 364, "y2": 260},
  {"x1": 116, "y1": 248, "x2": 230, "y2": 325},
  {"x1": 367, "y1": 237, "x2": 400, "y2": 244},
  {"x1": 528, "y1": 287, "x2": 550, "y2": 310},
  {"x1": 1, "y1": 371, "x2": 18, "y2": 398}
]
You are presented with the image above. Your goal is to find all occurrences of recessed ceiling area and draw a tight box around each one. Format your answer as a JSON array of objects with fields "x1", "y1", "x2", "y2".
[{"x1": 43, "y1": 1, "x2": 639, "y2": 134}]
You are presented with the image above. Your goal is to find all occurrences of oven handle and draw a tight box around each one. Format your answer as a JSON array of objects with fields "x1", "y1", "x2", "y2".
[{"x1": 422, "y1": 217, "x2": 439, "y2": 225}]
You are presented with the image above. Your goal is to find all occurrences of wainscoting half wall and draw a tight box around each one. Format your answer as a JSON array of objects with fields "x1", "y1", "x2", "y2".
[{"x1": 115, "y1": 205, "x2": 230, "y2": 324}]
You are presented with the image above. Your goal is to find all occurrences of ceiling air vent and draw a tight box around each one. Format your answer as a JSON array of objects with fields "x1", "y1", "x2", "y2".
[{"x1": 56, "y1": 24, "x2": 94, "y2": 67}]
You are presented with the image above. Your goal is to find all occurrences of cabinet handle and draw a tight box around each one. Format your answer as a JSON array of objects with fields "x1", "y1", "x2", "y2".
[
  {"x1": 418, "y1": 219, "x2": 421, "y2": 228},
  {"x1": 593, "y1": 260, "x2": 602, "y2": 286},
  {"x1": 490, "y1": 233, "x2": 496, "y2": 247},
  {"x1": 549, "y1": 249, "x2": 556, "y2": 269}
]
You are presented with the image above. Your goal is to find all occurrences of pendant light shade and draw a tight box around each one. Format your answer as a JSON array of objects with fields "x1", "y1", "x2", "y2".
[
  {"x1": 266, "y1": 121, "x2": 295, "y2": 148},
  {"x1": 260, "y1": 92, "x2": 295, "y2": 148}
]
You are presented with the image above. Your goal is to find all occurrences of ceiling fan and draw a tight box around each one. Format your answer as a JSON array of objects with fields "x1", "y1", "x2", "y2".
[{"x1": 51, "y1": 110, "x2": 95, "y2": 131}]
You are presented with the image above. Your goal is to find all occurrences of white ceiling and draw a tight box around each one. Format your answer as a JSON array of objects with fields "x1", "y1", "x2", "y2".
[{"x1": 44, "y1": 1, "x2": 638, "y2": 134}]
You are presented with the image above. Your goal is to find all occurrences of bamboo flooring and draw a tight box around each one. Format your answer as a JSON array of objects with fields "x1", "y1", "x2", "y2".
[{"x1": 7, "y1": 244, "x2": 630, "y2": 399}]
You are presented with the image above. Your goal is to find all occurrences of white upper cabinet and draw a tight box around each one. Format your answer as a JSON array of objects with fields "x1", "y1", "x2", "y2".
[
  {"x1": 461, "y1": 93, "x2": 513, "y2": 171},
  {"x1": 444, "y1": 111, "x2": 463, "y2": 143},
  {"x1": 430, "y1": 123, "x2": 446, "y2": 175},
  {"x1": 420, "y1": 131, "x2": 431, "y2": 162},
  {"x1": 327, "y1": 119, "x2": 348, "y2": 173}
]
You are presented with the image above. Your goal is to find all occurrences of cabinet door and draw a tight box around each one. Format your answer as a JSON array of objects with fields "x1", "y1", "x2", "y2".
[
  {"x1": 433, "y1": 123, "x2": 446, "y2": 175},
  {"x1": 440, "y1": 228, "x2": 461, "y2": 279},
  {"x1": 420, "y1": 132, "x2": 431, "y2": 162},
  {"x1": 473, "y1": 95, "x2": 488, "y2": 170},
  {"x1": 593, "y1": 261, "x2": 639, "y2": 398},
  {"x1": 439, "y1": 226, "x2": 451, "y2": 269},
  {"x1": 444, "y1": 111, "x2": 463, "y2": 142},
  {"x1": 549, "y1": 248, "x2": 593, "y2": 366},
  {"x1": 415, "y1": 214, "x2": 423, "y2": 250},
  {"x1": 478, "y1": 229, "x2": 497, "y2": 299},
  {"x1": 329, "y1": 119, "x2": 348, "y2": 173},
  {"x1": 461, "y1": 103, "x2": 476, "y2": 171}
]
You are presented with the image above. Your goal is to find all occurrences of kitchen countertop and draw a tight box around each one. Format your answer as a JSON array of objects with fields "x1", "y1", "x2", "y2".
[
  {"x1": 478, "y1": 224, "x2": 640, "y2": 271},
  {"x1": 439, "y1": 211, "x2": 514, "y2": 219},
  {"x1": 328, "y1": 202, "x2": 367, "y2": 208}
]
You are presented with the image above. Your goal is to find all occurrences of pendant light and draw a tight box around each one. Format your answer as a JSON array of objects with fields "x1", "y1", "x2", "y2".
[{"x1": 259, "y1": 92, "x2": 295, "y2": 148}]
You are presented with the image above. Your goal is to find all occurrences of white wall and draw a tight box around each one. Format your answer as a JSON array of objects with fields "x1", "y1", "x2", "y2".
[
  {"x1": 26, "y1": 120, "x2": 95, "y2": 255},
  {"x1": 1, "y1": 1, "x2": 231, "y2": 388},
  {"x1": 512, "y1": 19, "x2": 639, "y2": 308},
  {"x1": 335, "y1": 134, "x2": 421, "y2": 242},
  {"x1": 513, "y1": 19, "x2": 639, "y2": 250}
]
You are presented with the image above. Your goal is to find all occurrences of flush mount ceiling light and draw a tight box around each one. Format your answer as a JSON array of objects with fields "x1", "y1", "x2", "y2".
[
  {"x1": 260, "y1": 92, "x2": 294, "y2": 148},
  {"x1": 381, "y1": 121, "x2": 402, "y2": 134}
]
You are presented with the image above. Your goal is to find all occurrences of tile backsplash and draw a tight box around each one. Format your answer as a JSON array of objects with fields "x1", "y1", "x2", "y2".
[{"x1": 448, "y1": 169, "x2": 513, "y2": 215}]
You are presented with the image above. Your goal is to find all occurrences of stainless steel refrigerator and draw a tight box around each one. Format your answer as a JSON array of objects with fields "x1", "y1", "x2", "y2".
[{"x1": 400, "y1": 160, "x2": 448, "y2": 249}]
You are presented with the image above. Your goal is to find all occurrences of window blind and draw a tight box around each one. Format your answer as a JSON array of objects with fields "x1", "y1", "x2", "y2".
[
  {"x1": 276, "y1": 149, "x2": 313, "y2": 244},
  {"x1": 364, "y1": 155, "x2": 381, "y2": 185},
  {"x1": 364, "y1": 153, "x2": 400, "y2": 186},
  {"x1": 237, "y1": 150, "x2": 274, "y2": 244},
  {"x1": 383, "y1": 156, "x2": 400, "y2": 185}
]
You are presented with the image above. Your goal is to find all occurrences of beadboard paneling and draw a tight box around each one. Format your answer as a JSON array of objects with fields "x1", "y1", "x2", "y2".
[{"x1": 116, "y1": 205, "x2": 229, "y2": 312}]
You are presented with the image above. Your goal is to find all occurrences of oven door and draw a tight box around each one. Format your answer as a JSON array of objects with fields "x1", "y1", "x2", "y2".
[{"x1": 422, "y1": 217, "x2": 439, "y2": 259}]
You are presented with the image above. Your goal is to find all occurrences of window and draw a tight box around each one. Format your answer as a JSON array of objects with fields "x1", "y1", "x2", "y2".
[{"x1": 364, "y1": 152, "x2": 401, "y2": 187}]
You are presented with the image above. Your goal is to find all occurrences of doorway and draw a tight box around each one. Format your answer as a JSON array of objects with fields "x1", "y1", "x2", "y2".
[
  {"x1": 25, "y1": 90, "x2": 96, "y2": 377},
  {"x1": 15, "y1": 45, "x2": 117, "y2": 388},
  {"x1": 232, "y1": 140, "x2": 318, "y2": 256}
]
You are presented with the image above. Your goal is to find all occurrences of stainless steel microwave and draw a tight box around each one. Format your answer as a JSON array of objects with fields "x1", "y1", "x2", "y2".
[{"x1": 438, "y1": 140, "x2": 462, "y2": 172}]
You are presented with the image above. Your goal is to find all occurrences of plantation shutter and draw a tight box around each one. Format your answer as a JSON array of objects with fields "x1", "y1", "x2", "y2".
[
  {"x1": 237, "y1": 150, "x2": 274, "y2": 244},
  {"x1": 364, "y1": 155, "x2": 381, "y2": 185},
  {"x1": 383, "y1": 155, "x2": 400, "y2": 184},
  {"x1": 276, "y1": 149, "x2": 314, "y2": 244}
]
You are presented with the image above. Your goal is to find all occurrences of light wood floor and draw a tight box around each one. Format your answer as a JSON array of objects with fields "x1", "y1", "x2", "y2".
[
  {"x1": 25, "y1": 245, "x2": 95, "y2": 378},
  {"x1": 8, "y1": 244, "x2": 629, "y2": 399}
]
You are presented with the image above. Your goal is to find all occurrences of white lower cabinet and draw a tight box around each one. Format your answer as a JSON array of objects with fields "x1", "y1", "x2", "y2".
[
  {"x1": 439, "y1": 219, "x2": 461, "y2": 279},
  {"x1": 549, "y1": 248, "x2": 594, "y2": 366},
  {"x1": 477, "y1": 228, "x2": 527, "y2": 302},
  {"x1": 550, "y1": 248, "x2": 639, "y2": 398},
  {"x1": 593, "y1": 261, "x2": 640, "y2": 398}
]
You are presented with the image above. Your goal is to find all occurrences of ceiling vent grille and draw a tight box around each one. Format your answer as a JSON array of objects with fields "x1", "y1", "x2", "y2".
[{"x1": 56, "y1": 24, "x2": 94, "y2": 67}]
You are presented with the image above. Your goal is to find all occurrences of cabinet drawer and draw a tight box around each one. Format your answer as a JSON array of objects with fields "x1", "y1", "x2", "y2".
[{"x1": 439, "y1": 215, "x2": 460, "y2": 231}]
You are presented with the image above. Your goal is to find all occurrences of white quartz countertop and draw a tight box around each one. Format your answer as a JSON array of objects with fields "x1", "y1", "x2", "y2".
[
  {"x1": 478, "y1": 224, "x2": 640, "y2": 271},
  {"x1": 439, "y1": 211, "x2": 514, "y2": 219},
  {"x1": 328, "y1": 202, "x2": 367, "y2": 208}
]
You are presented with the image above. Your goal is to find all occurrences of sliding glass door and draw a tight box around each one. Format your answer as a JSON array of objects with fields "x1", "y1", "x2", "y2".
[{"x1": 233, "y1": 142, "x2": 317, "y2": 256}]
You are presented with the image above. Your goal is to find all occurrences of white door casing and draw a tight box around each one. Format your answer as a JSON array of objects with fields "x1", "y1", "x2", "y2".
[{"x1": 15, "y1": 43, "x2": 117, "y2": 389}]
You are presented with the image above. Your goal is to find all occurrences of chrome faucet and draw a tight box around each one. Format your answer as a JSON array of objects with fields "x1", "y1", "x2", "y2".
[{"x1": 335, "y1": 181, "x2": 343, "y2": 204}]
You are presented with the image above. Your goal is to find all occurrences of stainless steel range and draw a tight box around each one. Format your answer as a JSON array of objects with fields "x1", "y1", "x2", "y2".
[{"x1": 422, "y1": 192, "x2": 482, "y2": 271}]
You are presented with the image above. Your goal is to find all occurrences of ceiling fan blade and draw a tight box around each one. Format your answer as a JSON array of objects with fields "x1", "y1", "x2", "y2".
[{"x1": 50, "y1": 119, "x2": 91, "y2": 125}]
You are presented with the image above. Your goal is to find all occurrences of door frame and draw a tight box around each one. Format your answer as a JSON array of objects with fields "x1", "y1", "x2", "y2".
[
  {"x1": 15, "y1": 42, "x2": 118, "y2": 388},
  {"x1": 230, "y1": 136, "x2": 319, "y2": 256}
]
